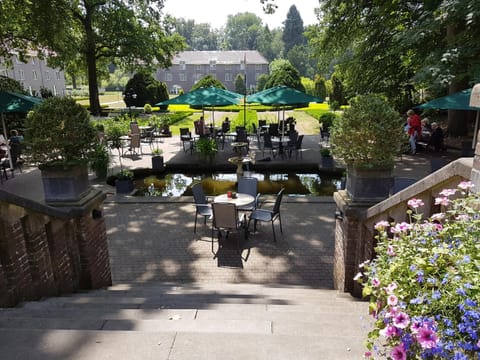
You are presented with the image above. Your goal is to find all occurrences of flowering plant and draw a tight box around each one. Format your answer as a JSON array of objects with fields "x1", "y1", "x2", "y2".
[{"x1": 356, "y1": 181, "x2": 480, "y2": 359}]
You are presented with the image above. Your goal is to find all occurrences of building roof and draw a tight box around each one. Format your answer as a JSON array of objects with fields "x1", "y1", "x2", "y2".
[{"x1": 172, "y1": 50, "x2": 268, "y2": 65}]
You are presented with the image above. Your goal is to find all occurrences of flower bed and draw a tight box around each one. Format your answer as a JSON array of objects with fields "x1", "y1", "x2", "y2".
[{"x1": 356, "y1": 181, "x2": 479, "y2": 359}]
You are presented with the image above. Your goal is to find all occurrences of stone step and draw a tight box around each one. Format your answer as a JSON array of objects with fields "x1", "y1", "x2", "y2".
[{"x1": 0, "y1": 328, "x2": 366, "y2": 359}]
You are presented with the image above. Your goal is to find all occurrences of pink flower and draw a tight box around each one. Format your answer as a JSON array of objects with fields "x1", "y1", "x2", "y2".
[
  {"x1": 390, "y1": 343, "x2": 407, "y2": 360},
  {"x1": 434, "y1": 223, "x2": 443, "y2": 231},
  {"x1": 416, "y1": 327, "x2": 438, "y2": 349},
  {"x1": 353, "y1": 272, "x2": 363, "y2": 281},
  {"x1": 390, "y1": 222, "x2": 411, "y2": 234},
  {"x1": 393, "y1": 311, "x2": 410, "y2": 329},
  {"x1": 434, "y1": 197, "x2": 450, "y2": 206},
  {"x1": 385, "y1": 282, "x2": 398, "y2": 294},
  {"x1": 374, "y1": 220, "x2": 389, "y2": 230},
  {"x1": 407, "y1": 198, "x2": 424, "y2": 209},
  {"x1": 364, "y1": 351, "x2": 372, "y2": 358},
  {"x1": 387, "y1": 245, "x2": 396, "y2": 256},
  {"x1": 372, "y1": 277, "x2": 380, "y2": 287},
  {"x1": 458, "y1": 181, "x2": 474, "y2": 190},
  {"x1": 411, "y1": 321, "x2": 422, "y2": 334},
  {"x1": 455, "y1": 214, "x2": 470, "y2": 221},
  {"x1": 439, "y1": 188, "x2": 456, "y2": 197},
  {"x1": 379, "y1": 324, "x2": 398, "y2": 338},
  {"x1": 430, "y1": 213, "x2": 445, "y2": 221},
  {"x1": 388, "y1": 294, "x2": 398, "y2": 306}
]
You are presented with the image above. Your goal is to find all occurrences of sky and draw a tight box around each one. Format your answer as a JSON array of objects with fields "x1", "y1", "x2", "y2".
[{"x1": 162, "y1": 0, "x2": 320, "y2": 29}]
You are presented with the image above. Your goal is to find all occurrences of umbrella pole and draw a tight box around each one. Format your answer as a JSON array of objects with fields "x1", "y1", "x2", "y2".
[
  {"x1": 1, "y1": 113, "x2": 13, "y2": 169},
  {"x1": 473, "y1": 111, "x2": 480, "y2": 149}
]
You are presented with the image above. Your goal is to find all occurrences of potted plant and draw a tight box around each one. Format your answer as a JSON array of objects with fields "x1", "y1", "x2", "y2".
[
  {"x1": 330, "y1": 94, "x2": 404, "y2": 202},
  {"x1": 320, "y1": 147, "x2": 334, "y2": 168},
  {"x1": 151, "y1": 147, "x2": 164, "y2": 170},
  {"x1": 89, "y1": 143, "x2": 110, "y2": 180},
  {"x1": 115, "y1": 169, "x2": 134, "y2": 194},
  {"x1": 24, "y1": 96, "x2": 97, "y2": 203},
  {"x1": 196, "y1": 137, "x2": 217, "y2": 161}
]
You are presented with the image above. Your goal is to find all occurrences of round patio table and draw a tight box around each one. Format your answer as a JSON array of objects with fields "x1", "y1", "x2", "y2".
[{"x1": 214, "y1": 193, "x2": 255, "y2": 207}]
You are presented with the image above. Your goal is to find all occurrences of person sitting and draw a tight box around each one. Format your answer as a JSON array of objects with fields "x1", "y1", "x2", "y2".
[{"x1": 429, "y1": 122, "x2": 445, "y2": 152}]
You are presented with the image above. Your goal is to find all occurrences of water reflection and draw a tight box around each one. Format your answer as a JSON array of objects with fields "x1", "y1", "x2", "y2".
[{"x1": 136, "y1": 172, "x2": 343, "y2": 197}]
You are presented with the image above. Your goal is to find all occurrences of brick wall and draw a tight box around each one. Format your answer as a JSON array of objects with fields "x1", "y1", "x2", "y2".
[{"x1": 0, "y1": 196, "x2": 111, "y2": 307}]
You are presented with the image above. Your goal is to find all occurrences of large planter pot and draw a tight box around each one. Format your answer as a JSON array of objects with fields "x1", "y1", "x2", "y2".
[
  {"x1": 346, "y1": 165, "x2": 394, "y2": 203},
  {"x1": 40, "y1": 163, "x2": 91, "y2": 203},
  {"x1": 115, "y1": 179, "x2": 134, "y2": 194},
  {"x1": 321, "y1": 156, "x2": 334, "y2": 168},
  {"x1": 151, "y1": 155, "x2": 164, "y2": 171}
]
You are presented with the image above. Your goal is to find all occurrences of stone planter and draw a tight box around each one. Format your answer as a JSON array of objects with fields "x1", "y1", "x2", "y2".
[
  {"x1": 115, "y1": 179, "x2": 134, "y2": 194},
  {"x1": 151, "y1": 155, "x2": 164, "y2": 171},
  {"x1": 40, "y1": 163, "x2": 91, "y2": 203},
  {"x1": 321, "y1": 156, "x2": 334, "y2": 168},
  {"x1": 346, "y1": 165, "x2": 394, "y2": 203}
]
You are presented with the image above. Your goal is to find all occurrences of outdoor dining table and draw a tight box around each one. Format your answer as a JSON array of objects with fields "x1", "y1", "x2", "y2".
[
  {"x1": 271, "y1": 136, "x2": 290, "y2": 157},
  {"x1": 213, "y1": 193, "x2": 255, "y2": 207}
]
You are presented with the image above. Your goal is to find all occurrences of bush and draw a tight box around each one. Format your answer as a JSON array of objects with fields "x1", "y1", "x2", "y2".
[
  {"x1": 356, "y1": 181, "x2": 480, "y2": 359},
  {"x1": 318, "y1": 112, "x2": 337, "y2": 131}
]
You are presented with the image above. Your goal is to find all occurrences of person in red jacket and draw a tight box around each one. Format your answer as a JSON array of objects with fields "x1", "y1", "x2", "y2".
[{"x1": 406, "y1": 109, "x2": 422, "y2": 154}]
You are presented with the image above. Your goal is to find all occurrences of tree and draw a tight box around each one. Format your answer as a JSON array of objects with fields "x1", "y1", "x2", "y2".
[
  {"x1": 264, "y1": 59, "x2": 304, "y2": 91},
  {"x1": 124, "y1": 72, "x2": 168, "y2": 107},
  {"x1": 0, "y1": 1, "x2": 185, "y2": 115},
  {"x1": 234, "y1": 74, "x2": 246, "y2": 95},
  {"x1": 282, "y1": 5, "x2": 305, "y2": 55},
  {"x1": 175, "y1": 19, "x2": 219, "y2": 50},
  {"x1": 330, "y1": 73, "x2": 345, "y2": 110},
  {"x1": 224, "y1": 12, "x2": 263, "y2": 50},
  {"x1": 314, "y1": 75, "x2": 327, "y2": 100},
  {"x1": 256, "y1": 74, "x2": 269, "y2": 92},
  {"x1": 191, "y1": 75, "x2": 225, "y2": 90},
  {"x1": 0, "y1": 76, "x2": 25, "y2": 93}
]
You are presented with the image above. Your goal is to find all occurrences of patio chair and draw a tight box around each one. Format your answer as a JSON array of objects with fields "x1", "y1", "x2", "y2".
[
  {"x1": 287, "y1": 134, "x2": 304, "y2": 159},
  {"x1": 180, "y1": 128, "x2": 193, "y2": 153},
  {"x1": 124, "y1": 133, "x2": 142, "y2": 156},
  {"x1": 192, "y1": 183, "x2": 213, "y2": 233},
  {"x1": 237, "y1": 176, "x2": 259, "y2": 212},
  {"x1": 211, "y1": 202, "x2": 247, "y2": 257},
  {"x1": 248, "y1": 188, "x2": 285, "y2": 242},
  {"x1": 262, "y1": 133, "x2": 279, "y2": 158},
  {"x1": 268, "y1": 123, "x2": 279, "y2": 137}
]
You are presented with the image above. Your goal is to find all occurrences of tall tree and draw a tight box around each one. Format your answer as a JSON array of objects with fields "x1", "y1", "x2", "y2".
[
  {"x1": 282, "y1": 5, "x2": 305, "y2": 55},
  {"x1": 264, "y1": 59, "x2": 304, "y2": 91},
  {"x1": 0, "y1": 1, "x2": 185, "y2": 115},
  {"x1": 224, "y1": 12, "x2": 263, "y2": 50}
]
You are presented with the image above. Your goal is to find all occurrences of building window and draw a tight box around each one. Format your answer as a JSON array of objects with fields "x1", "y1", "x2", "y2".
[
  {"x1": 19, "y1": 70, "x2": 25, "y2": 80},
  {"x1": 255, "y1": 64, "x2": 262, "y2": 71},
  {"x1": 33, "y1": 70, "x2": 38, "y2": 80},
  {"x1": 225, "y1": 64, "x2": 231, "y2": 71},
  {"x1": 209, "y1": 60, "x2": 216, "y2": 70},
  {"x1": 196, "y1": 65, "x2": 202, "y2": 71},
  {"x1": 165, "y1": 73, "x2": 172, "y2": 81},
  {"x1": 56, "y1": 71, "x2": 61, "y2": 80},
  {"x1": 179, "y1": 73, "x2": 186, "y2": 81},
  {"x1": 225, "y1": 73, "x2": 232, "y2": 82},
  {"x1": 31, "y1": 57, "x2": 36, "y2": 65},
  {"x1": 240, "y1": 60, "x2": 245, "y2": 71},
  {"x1": 45, "y1": 71, "x2": 50, "y2": 80},
  {"x1": 195, "y1": 73, "x2": 202, "y2": 82},
  {"x1": 15, "y1": 55, "x2": 20, "y2": 64},
  {"x1": 0, "y1": 69, "x2": 7, "y2": 77},
  {"x1": 179, "y1": 61, "x2": 186, "y2": 70}
]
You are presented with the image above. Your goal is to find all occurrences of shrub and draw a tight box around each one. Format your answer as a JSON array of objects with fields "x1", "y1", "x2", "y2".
[
  {"x1": 356, "y1": 181, "x2": 480, "y2": 359},
  {"x1": 318, "y1": 112, "x2": 337, "y2": 131}
]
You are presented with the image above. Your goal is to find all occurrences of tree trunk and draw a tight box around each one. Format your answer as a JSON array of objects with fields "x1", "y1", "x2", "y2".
[{"x1": 84, "y1": 7, "x2": 101, "y2": 116}]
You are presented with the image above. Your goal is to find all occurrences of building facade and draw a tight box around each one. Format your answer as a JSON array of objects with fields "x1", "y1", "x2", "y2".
[
  {"x1": 0, "y1": 52, "x2": 66, "y2": 96},
  {"x1": 156, "y1": 50, "x2": 269, "y2": 94}
]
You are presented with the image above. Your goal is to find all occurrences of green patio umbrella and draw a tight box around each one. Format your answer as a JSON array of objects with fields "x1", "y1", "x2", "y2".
[
  {"x1": 0, "y1": 90, "x2": 43, "y2": 168},
  {"x1": 156, "y1": 86, "x2": 242, "y2": 126},
  {"x1": 416, "y1": 88, "x2": 480, "y2": 148}
]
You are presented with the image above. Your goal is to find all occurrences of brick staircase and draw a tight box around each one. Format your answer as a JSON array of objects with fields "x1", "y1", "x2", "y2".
[{"x1": 0, "y1": 282, "x2": 370, "y2": 359}]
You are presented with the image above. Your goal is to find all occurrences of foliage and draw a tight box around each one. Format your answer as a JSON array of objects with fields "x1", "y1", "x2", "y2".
[
  {"x1": 224, "y1": 12, "x2": 263, "y2": 50},
  {"x1": 191, "y1": 75, "x2": 226, "y2": 91},
  {"x1": 330, "y1": 94, "x2": 403, "y2": 169},
  {"x1": 330, "y1": 73, "x2": 346, "y2": 106},
  {"x1": 256, "y1": 73, "x2": 269, "y2": 92},
  {"x1": 318, "y1": 112, "x2": 337, "y2": 131},
  {"x1": 196, "y1": 137, "x2": 217, "y2": 158},
  {"x1": 0, "y1": 75, "x2": 25, "y2": 93},
  {"x1": 89, "y1": 143, "x2": 110, "y2": 179},
  {"x1": 235, "y1": 74, "x2": 246, "y2": 95},
  {"x1": 152, "y1": 148, "x2": 163, "y2": 156},
  {"x1": 124, "y1": 72, "x2": 168, "y2": 108},
  {"x1": 320, "y1": 148, "x2": 331, "y2": 157},
  {"x1": 1, "y1": 0, "x2": 185, "y2": 115},
  {"x1": 357, "y1": 182, "x2": 480, "y2": 359},
  {"x1": 144, "y1": 104, "x2": 152, "y2": 114},
  {"x1": 174, "y1": 19, "x2": 219, "y2": 51},
  {"x1": 314, "y1": 75, "x2": 327, "y2": 100},
  {"x1": 24, "y1": 96, "x2": 96, "y2": 167},
  {"x1": 115, "y1": 169, "x2": 133, "y2": 180},
  {"x1": 265, "y1": 59, "x2": 304, "y2": 91},
  {"x1": 282, "y1": 5, "x2": 306, "y2": 55},
  {"x1": 231, "y1": 109, "x2": 258, "y2": 133}
]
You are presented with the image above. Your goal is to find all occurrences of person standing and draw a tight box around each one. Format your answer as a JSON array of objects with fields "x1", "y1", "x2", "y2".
[{"x1": 406, "y1": 109, "x2": 422, "y2": 154}]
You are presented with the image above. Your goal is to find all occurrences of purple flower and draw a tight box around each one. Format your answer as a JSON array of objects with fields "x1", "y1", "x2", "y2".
[
  {"x1": 372, "y1": 277, "x2": 380, "y2": 287},
  {"x1": 387, "y1": 245, "x2": 396, "y2": 256},
  {"x1": 408, "y1": 198, "x2": 424, "y2": 209},
  {"x1": 390, "y1": 222, "x2": 411, "y2": 234},
  {"x1": 390, "y1": 343, "x2": 407, "y2": 360},
  {"x1": 374, "y1": 220, "x2": 389, "y2": 230},
  {"x1": 380, "y1": 324, "x2": 398, "y2": 338},
  {"x1": 416, "y1": 327, "x2": 438, "y2": 349},
  {"x1": 393, "y1": 311, "x2": 410, "y2": 329}
]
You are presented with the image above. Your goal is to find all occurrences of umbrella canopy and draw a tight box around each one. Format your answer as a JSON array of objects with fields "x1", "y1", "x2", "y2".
[
  {"x1": 246, "y1": 86, "x2": 323, "y2": 106},
  {"x1": 0, "y1": 90, "x2": 43, "y2": 169},
  {"x1": 415, "y1": 88, "x2": 479, "y2": 111},
  {"x1": 156, "y1": 86, "x2": 242, "y2": 107}
]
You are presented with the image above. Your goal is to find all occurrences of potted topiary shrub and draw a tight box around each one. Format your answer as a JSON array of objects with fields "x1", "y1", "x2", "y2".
[
  {"x1": 330, "y1": 94, "x2": 404, "y2": 202},
  {"x1": 151, "y1": 148, "x2": 164, "y2": 170},
  {"x1": 115, "y1": 169, "x2": 134, "y2": 194},
  {"x1": 24, "y1": 96, "x2": 97, "y2": 203},
  {"x1": 89, "y1": 143, "x2": 110, "y2": 180},
  {"x1": 320, "y1": 147, "x2": 334, "y2": 168},
  {"x1": 196, "y1": 137, "x2": 217, "y2": 162}
]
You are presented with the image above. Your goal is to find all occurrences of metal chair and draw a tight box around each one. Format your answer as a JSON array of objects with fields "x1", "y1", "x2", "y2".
[
  {"x1": 248, "y1": 188, "x2": 285, "y2": 242},
  {"x1": 180, "y1": 128, "x2": 193, "y2": 153},
  {"x1": 211, "y1": 202, "x2": 247, "y2": 257},
  {"x1": 262, "y1": 133, "x2": 279, "y2": 158},
  {"x1": 237, "y1": 176, "x2": 259, "y2": 212},
  {"x1": 124, "y1": 133, "x2": 142, "y2": 156},
  {"x1": 192, "y1": 183, "x2": 212, "y2": 233},
  {"x1": 287, "y1": 134, "x2": 304, "y2": 159}
]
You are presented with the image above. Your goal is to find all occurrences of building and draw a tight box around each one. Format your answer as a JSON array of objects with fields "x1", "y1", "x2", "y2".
[
  {"x1": 156, "y1": 50, "x2": 269, "y2": 94},
  {"x1": 0, "y1": 52, "x2": 66, "y2": 96}
]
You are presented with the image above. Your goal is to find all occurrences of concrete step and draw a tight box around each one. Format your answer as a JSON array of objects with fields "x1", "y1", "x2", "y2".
[{"x1": 0, "y1": 328, "x2": 366, "y2": 360}]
